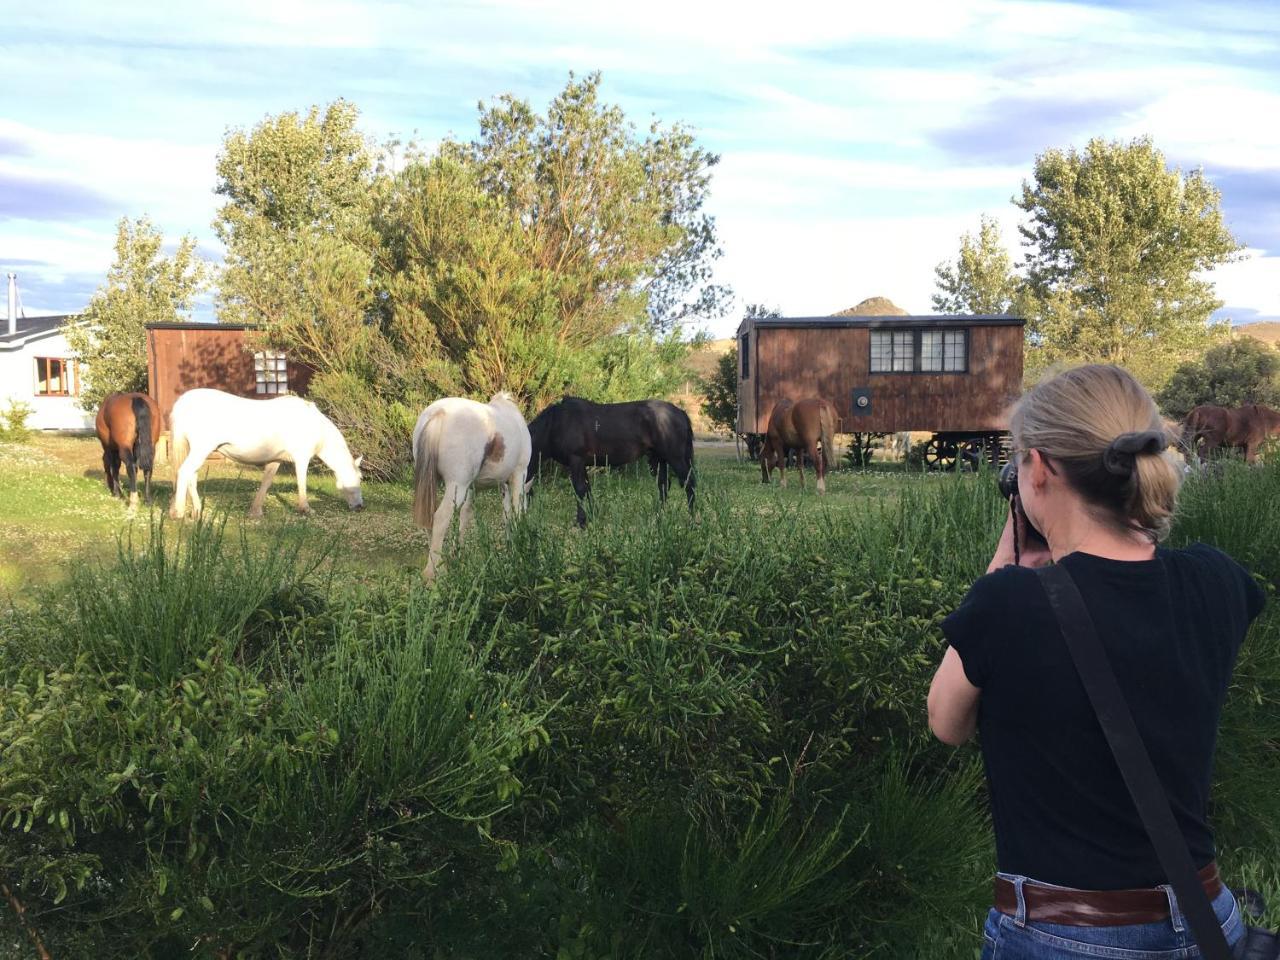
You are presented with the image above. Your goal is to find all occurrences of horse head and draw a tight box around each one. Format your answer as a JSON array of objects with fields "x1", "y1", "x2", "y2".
[{"x1": 319, "y1": 422, "x2": 365, "y2": 510}]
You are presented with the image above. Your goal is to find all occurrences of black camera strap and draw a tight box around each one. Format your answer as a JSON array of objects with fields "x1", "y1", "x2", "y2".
[{"x1": 1035, "y1": 562, "x2": 1233, "y2": 960}]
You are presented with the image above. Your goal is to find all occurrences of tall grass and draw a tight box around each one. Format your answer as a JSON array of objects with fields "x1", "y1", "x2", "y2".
[{"x1": 0, "y1": 462, "x2": 1276, "y2": 957}]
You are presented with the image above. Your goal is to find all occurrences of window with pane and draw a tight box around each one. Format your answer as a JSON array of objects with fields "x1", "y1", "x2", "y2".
[
  {"x1": 921, "y1": 329, "x2": 967, "y2": 372},
  {"x1": 255, "y1": 351, "x2": 289, "y2": 394},
  {"x1": 870, "y1": 330, "x2": 916, "y2": 372},
  {"x1": 34, "y1": 357, "x2": 73, "y2": 396}
]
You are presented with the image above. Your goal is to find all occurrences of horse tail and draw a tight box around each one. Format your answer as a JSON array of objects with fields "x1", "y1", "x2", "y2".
[
  {"x1": 413, "y1": 412, "x2": 443, "y2": 529},
  {"x1": 131, "y1": 396, "x2": 155, "y2": 473},
  {"x1": 819, "y1": 402, "x2": 837, "y2": 470}
]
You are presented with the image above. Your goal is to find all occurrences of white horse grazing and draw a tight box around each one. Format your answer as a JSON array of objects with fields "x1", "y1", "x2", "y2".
[
  {"x1": 412, "y1": 393, "x2": 531, "y2": 581},
  {"x1": 168, "y1": 388, "x2": 364, "y2": 520}
]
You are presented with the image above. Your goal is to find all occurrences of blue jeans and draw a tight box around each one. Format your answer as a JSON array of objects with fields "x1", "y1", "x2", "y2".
[{"x1": 979, "y1": 873, "x2": 1245, "y2": 959}]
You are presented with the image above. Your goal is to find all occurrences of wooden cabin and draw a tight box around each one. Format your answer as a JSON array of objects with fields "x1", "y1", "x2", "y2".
[
  {"x1": 737, "y1": 314, "x2": 1025, "y2": 462},
  {"x1": 145, "y1": 322, "x2": 313, "y2": 429}
]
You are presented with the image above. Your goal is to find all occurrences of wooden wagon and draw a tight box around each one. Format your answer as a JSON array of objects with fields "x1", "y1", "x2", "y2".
[{"x1": 735, "y1": 313, "x2": 1026, "y2": 468}]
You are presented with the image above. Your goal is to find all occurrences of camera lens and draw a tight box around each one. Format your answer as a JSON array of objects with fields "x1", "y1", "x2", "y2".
[{"x1": 998, "y1": 461, "x2": 1018, "y2": 499}]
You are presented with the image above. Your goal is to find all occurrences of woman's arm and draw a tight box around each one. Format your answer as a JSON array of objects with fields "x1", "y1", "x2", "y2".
[{"x1": 928, "y1": 647, "x2": 981, "y2": 745}]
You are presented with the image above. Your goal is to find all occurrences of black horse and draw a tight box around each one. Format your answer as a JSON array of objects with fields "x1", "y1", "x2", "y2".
[{"x1": 526, "y1": 397, "x2": 696, "y2": 526}]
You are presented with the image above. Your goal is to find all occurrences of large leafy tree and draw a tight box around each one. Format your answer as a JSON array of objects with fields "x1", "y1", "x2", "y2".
[
  {"x1": 214, "y1": 100, "x2": 380, "y2": 373},
  {"x1": 64, "y1": 217, "x2": 206, "y2": 410},
  {"x1": 1016, "y1": 137, "x2": 1239, "y2": 386},
  {"x1": 441, "y1": 71, "x2": 729, "y2": 335},
  {"x1": 1157, "y1": 337, "x2": 1280, "y2": 420},
  {"x1": 213, "y1": 77, "x2": 724, "y2": 477},
  {"x1": 931, "y1": 215, "x2": 1023, "y2": 315}
]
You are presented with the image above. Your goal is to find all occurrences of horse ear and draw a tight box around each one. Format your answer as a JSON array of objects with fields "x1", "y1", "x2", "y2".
[{"x1": 354, "y1": 455, "x2": 363, "y2": 468}]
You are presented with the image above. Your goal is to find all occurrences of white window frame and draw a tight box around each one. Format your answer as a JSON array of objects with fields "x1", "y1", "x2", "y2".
[{"x1": 254, "y1": 351, "x2": 289, "y2": 395}]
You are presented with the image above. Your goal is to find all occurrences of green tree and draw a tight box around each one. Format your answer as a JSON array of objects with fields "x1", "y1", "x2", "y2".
[
  {"x1": 214, "y1": 100, "x2": 379, "y2": 373},
  {"x1": 700, "y1": 348, "x2": 739, "y2": 435},
  {"x1": 442, "y1": 71, "x2": 729, "y2": 335},
  {"x1": 64, "y1": 217, "x2": 206, "y2": 410},
  {"x1": 932, "y1": 215, "x2": 1023, "y2": 314},
  {"x1": 700, "y1": 304, "x2": 779, "y2": 434},
  {"x1": 212, "y1": 78, "x2": 724, "y2": 477},
  {"x1": 1157, "y1": 336, "x2": 1280, "y2": 420},
  {"x1": 1016, "y1": 136, "x2": 1239, "y2": 386}
]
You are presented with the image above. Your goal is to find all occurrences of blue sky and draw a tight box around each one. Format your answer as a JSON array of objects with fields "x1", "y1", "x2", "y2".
[{"x1": 2, "y1": 0, "x2": 1278, "y2": 337}]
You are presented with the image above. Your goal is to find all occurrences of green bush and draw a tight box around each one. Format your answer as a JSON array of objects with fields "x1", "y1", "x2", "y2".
[
  {"x1": 1, "y1": 466, "x2": 1277, "y2": 957},
  {"x1": 0, "y1": 399, "x2": 33, "y2": 442}
]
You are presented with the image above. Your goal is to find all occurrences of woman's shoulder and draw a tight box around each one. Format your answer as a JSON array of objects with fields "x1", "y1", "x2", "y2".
[
  {"x1": 965, "y1": 563, "x2": 1043, "y2": 606},
  {"x1": 1163, "y1": 542, "x2": 1267, "y2": 622}
]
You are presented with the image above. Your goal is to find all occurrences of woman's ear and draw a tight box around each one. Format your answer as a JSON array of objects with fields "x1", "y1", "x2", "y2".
[{"x1": 1027, "y1": 448, "x2": 1053, "y2": 491}]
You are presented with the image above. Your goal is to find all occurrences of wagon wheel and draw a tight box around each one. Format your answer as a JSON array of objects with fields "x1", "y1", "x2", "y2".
[
  {"x1": 924, "y1": 437, "x2": 958, "y2": 471},
  {"x1": 957, "y1": 438, "x2": 988, "y2": 471}
]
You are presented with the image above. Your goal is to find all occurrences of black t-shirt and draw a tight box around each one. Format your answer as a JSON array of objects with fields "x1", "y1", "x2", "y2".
[{"x1": 943, "y1": 543, "x2": 1265, "y2": 890}]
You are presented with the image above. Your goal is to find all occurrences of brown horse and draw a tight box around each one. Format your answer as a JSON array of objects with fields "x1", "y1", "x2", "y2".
[
  {"x1": 96, "y1": 392, "x2": 161, "y2": 509},
  {"x1": 1184, "y1": 403, "x2": 1280, "y2": 463},
  {"x1": 760, "y1": 398, "x2": 839, "y2": 493}
]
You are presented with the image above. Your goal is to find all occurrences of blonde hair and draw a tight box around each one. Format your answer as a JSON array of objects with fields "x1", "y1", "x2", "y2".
[{"x1": 1009, "y1": 364, "x2": 1181, "y2": 542}]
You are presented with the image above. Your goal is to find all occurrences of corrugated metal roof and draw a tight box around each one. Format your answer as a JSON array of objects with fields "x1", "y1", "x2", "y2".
[
  {"x1": 144, "y1": 321, "x2": 260, "y2": 331},
  {"x1": 0, "y1": 314, "x2": 74, "y2": 349},
  {"x1": 739, "y1": 314, "x2": 1025, "y2": 332}
]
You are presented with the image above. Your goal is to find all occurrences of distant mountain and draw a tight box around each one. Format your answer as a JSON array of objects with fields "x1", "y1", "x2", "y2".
[
  {"x1": 832, "y1": 296, "x2": 908, "y2": 317},
  {"x1": 1237, "y1": 322, "x2": 1280, "y2": 347}
]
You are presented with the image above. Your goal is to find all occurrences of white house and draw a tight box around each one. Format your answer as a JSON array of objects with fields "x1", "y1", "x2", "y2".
[{"x1": 0, "y1": 273, "x2": 93, "y2": 431}]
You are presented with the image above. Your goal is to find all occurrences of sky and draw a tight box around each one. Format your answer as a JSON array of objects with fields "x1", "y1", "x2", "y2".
[{"x1": 2, "y1": 0, "x2": 1278, "y2": 338}]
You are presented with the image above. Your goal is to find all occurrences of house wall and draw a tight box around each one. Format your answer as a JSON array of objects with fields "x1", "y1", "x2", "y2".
[
  {"x1": 0, "y1": 331, "x2": 94, "y2": 430},
  {"x1": 146, "y1": 326, "x2": 313, "y2": 429},
  {"x1": 744, "y1": 324, "x2": 1023, "y2": 435}
]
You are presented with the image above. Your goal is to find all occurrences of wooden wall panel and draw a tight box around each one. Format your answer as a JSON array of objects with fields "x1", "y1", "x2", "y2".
[
  {"x1": 146, "y1": 326, "x2": 313, "y2": 429},
  {"x1": 747, "y1": 323, "x2": 1023, "y2": 435}
]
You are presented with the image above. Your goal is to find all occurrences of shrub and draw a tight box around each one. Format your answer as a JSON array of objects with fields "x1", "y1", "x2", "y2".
[
  {"x1": 0, "y1": 399, "x2": 33, "y2": 442},
  {"x1": 1158, "y1": 337, "x2": 1280, "y2": 421},
  {"x1": 2, "y1": 465, "x2": 1277, "y2": 957}
]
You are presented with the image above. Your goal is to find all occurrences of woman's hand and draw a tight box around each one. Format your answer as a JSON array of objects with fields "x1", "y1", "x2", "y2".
[{"x1": 987, "y1": 500, "x2": 1053, "y2": 572}]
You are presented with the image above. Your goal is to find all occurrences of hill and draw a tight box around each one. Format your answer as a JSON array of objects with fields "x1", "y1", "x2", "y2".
[{"x1": 1238, "y1": 322, "x2": 1280, "y2": 348}]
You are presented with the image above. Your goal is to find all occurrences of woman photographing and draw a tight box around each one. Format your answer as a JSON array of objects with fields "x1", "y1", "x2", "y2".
[{"x1": 928, "y1": 364, "x2": 1265, "y2": 959}]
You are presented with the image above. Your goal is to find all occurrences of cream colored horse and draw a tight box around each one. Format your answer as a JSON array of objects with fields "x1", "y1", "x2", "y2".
[
  {"x1": 168, "y1": 388, "x2": 364, "y2": 519},
  {"x1": 412, "y1": 393, "x2": 531, "y2": 581}
]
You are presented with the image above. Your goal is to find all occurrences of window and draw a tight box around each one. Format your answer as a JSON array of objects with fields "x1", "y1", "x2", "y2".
[
  {"x1": 871, "y1": 328, "x2": 968, "y2": 374},
  {"x1": 34, "y1": 357, "x2": 73, "y2": 396},
  {"x1": 740, "y1": 333, "x2": 750, "y2": 379},
  {"x1": 255, "y1": 351, "x2": 289, "y2": 395},
  {"x1": 921, "y1": 329, "x2": 968, "y2": 372},
  {"x1": 870, "y1": 330, "x2": 915, "y2": 372}
]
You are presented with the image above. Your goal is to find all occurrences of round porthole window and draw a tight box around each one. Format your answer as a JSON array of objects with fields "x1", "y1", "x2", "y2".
[{"x1": 855, "y1": 395, "x2": 869, "y2": 408}]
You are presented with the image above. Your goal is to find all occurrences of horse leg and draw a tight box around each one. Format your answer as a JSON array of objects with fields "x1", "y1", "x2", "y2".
[
  {"x1": 672, "y1": 458, "x2": 695, "y2": 514},
  {"x1": 760, "y1": 440, "x2": 772, "y2": 484},
  {"x1": 811, "y1": 440, "x2": 825, "y2": 495},
  {"x1": 249, "y1": 462, "x2": 281, "y2": 518},
  {"x1": 458, "y1": 490, "x2": 476, "y2": 540},
  {"x1": 569, "y1": 458, "x2": 591, "y2": 527},
  {"x1": 122, "y1": 449, "x2": 139, "y2": 512},
  {"x1": 293, "y1": 459, "x2": 311, "y2": 514},
  {"x1": 424, "y1": 480, "x2": 467, "y2": 581},
  {"x1": 657, "y1": 461, "x2": 670, "y2": 503},
  {"x1": 102, "y1": 447, "x2": 120, "y2": 497},
  {"x1": 171, "y1": 442, "x2": 216, "y2": 520}
]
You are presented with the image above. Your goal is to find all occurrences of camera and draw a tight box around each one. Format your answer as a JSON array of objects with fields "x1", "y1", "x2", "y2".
[
  {"x1": 997, "y1": 459, "x2": 1047, "y2": 546},
  {"x1": 998, "y1": 460, "x2": 1019, "y2": 500}
]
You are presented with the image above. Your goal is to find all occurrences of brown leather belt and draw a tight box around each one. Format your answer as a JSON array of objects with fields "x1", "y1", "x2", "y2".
[{"x1": 994, "y1": 862, "x2": 1222, "y2": 926}]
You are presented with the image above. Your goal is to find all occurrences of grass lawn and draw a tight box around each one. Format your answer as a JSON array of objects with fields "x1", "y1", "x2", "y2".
[{"x1": 0, "y1": 433, "x2": 939, "y2": 595}]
